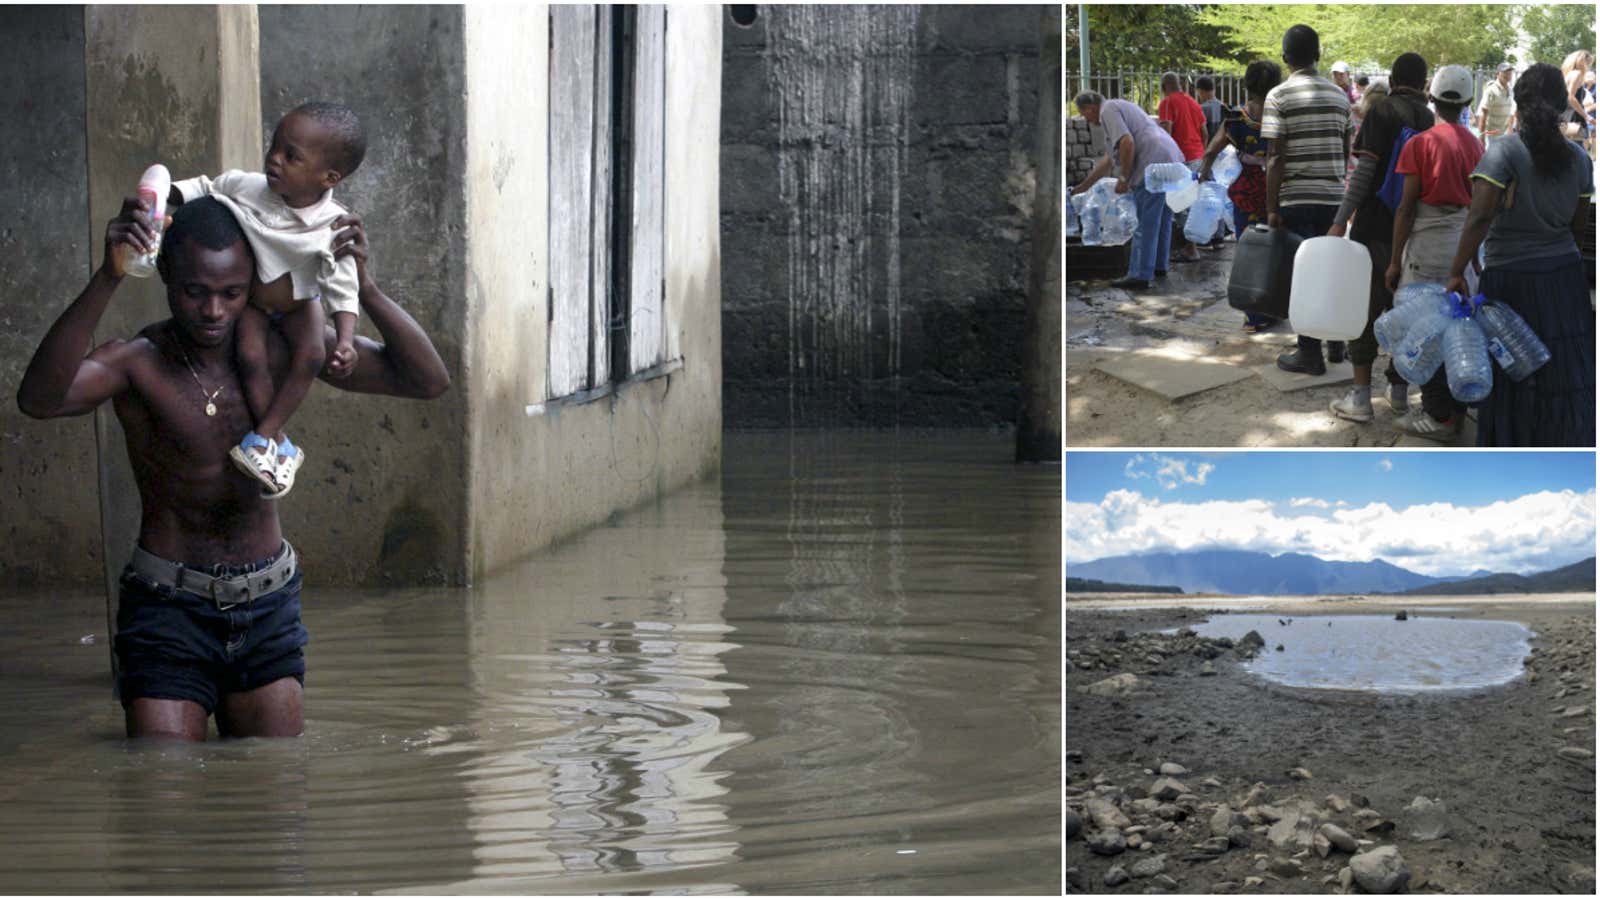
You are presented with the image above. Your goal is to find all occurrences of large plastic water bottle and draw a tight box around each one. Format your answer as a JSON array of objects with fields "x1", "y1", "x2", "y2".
[
  {"x1": 1392, "y1": 302, "x2": 1452, "y2": 383},
  {"x1": 1183, "y1": 182, "x2": 1229, "y2": 244},
  {"x1": 120, "y1": 164, "x2": 170, "y2": 278},
  {"x1": 1213, "y1": 147, "x2": 1243, "y2": 188},
  {"x1": 1374, "y1": 282, "x2": 1449, "y2": 352},
  {"x1": 1165, "y1": 177, "x2": 1199, "y2": 213},
  {"x1": 1097, "y1": 194, "x2": 1139, "y2": 246},
  {"x1": 1144, "y1": 162, "x2": 1192, "y2": 193},
  {"x1": 1073, "y1": 193, "x2": 1102, "y2": 245},
  {"x1": 1440, "y1": 314, "x2": 1493, "y2": 402},
  {"x1": 1065, "y1": 193, "x2": 1081, "y2": 238},
  {"x1": 1474, "y1": 299, "x2": 1551, "y2": 381}
]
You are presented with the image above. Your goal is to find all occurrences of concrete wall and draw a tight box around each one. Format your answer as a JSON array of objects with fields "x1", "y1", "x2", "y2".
[
  {"x1": 0, "y1": 7, "x2": 97, "y2": 586},
  {"x1": 463, "y1": 5, "x2": 724, "y2": 581},
  {"x1": 1017, "y1": 9, "x2": 1060, "y2": 462},
  {"x1": 720, "y1": 5, "x2": 1042, "y2": 427},
  {"x1": 257, "y1": 5, "x2": 470, "y2": 584},
  {"x1": 1066, "y1": 114, "x2": 1105, "y2": 186}
]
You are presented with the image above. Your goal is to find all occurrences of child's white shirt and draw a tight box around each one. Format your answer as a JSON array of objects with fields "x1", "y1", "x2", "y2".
[{"x1": 172, "y1": 170, "x2": 359, "y2": 318}]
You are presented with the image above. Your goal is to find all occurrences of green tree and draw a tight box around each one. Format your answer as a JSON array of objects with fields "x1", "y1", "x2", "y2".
[
  {"x1": 1066, "y1": 4, "x2": 1244, "y2": 74},
  {"x1": 1517, "y1": 4, "x2": 1598, "y2": 66},
  {"x1": 1195, "y1": 4, "x2": 1517, "y2": 73}
]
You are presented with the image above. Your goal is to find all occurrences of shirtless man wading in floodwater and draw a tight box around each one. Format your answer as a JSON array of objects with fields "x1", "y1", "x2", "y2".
[{"x1": 16, "y1": 195, "x2": 449, "y2": 741}]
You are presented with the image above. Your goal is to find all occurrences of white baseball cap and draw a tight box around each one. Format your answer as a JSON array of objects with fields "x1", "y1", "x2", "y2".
[
  {"x1": 1429, "y1": 65, "x2": 1474, "y2": 103},
  {"x1": 1331, "y1": 61, "x2": 1351, "y2": 74}
]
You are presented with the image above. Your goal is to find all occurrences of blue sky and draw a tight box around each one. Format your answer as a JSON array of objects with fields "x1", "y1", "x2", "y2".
[
  {"x1": 1066, "y1": 451, "x2": 1595, "y2": 507},
  {"x1": 1064, "y1": 452, "x2": 1597, "y2": 576}
]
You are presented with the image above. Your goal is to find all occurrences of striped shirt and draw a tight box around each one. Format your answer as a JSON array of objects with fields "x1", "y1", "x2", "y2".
[{"x1": 1260, "y1": 69, "x2": 1353, "y2": 207}]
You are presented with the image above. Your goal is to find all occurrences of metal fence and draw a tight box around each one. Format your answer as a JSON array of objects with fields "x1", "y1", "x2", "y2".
[{"x1": 1068, "y1": 68, "x2": 1505, "y2": 116}]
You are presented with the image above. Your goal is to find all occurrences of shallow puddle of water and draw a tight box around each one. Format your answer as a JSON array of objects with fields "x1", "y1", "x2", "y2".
[
  {"x1": 0, "y1": 432, "x2": 1060, "y2": 894},
  {"x1": 1180, "y1": 614, "x2": 1535, "y2": 694}
]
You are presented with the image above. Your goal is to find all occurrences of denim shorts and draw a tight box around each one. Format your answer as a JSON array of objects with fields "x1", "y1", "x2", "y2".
[{"x1": 114, "y1": 545, "x2": 309, "y2": 713}]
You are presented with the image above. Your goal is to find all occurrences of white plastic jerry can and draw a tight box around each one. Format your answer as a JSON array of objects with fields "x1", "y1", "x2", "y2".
[{"x1": 1288, "y1": 235, "x2": 1371, "y2": 340}]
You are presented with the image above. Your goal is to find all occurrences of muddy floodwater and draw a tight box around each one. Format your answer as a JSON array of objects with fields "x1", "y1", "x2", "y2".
[{"x1": 0, "y1": 432, "x2": 1060, "y2": 894}]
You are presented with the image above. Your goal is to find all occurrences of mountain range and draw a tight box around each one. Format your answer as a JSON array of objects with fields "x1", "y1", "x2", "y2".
[{"x1": 1067, "y1": 550, "x2": 1595, "y2": 596}]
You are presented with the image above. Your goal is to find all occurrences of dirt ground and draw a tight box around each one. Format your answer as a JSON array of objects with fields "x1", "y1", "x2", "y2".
[
  {"x1": 1065, "y1": 594, "x2": 1596, "y2": 894},
  {"x1": 1065, "y1": 242, "x2": 1482, "y2": 448}
]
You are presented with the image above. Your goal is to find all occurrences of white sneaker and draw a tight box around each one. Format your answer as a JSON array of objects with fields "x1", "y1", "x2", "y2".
[
  {"x1": 1330, "y1": 387, "x2": 1374, "y2": 423},
  {"x1": 1395, "y1": 407, "x2": 1461, "y2": 442}
]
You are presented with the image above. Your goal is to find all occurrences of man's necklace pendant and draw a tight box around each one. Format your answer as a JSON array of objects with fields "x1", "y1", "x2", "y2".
[{"x1": 205, "y1": 401, "x2": 217, "y2": 417}]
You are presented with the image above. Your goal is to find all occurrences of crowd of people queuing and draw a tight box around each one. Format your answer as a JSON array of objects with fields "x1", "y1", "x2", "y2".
[{"x1": 1070, "y1": 25, "x2": 1596, "y2": 447}]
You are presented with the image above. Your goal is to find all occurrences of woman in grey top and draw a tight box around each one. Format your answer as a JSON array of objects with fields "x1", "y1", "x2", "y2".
[{"x1": 1445, "y1": 64, "x2": 1594, "y2": 446}]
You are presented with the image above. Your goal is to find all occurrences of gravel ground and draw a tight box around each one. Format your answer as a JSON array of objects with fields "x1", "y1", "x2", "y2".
[{"x1": 1065, "y1": 595, "x2": 1596, "y2": 894}]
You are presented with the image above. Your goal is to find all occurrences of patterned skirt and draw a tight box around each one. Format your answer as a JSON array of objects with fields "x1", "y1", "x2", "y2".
[{"x1": 1474, "y1": 253, "x2": 1595, "y2": 447}]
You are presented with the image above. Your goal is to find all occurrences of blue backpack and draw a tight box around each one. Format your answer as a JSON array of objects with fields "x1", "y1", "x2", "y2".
[{"x1": 1375, "y1": 125, "x2": 1423, "y2": 212}]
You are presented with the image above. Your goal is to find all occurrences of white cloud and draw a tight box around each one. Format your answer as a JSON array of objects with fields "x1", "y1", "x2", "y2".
[
  {"x1": 1124, "y1": 453, "x2": 1215, "y2": 490},
  {"x1": 1377, "y1": 458, "x2": 1394, "y2": 472},
  {"x1": 1289, "y1": 497, "x2": 1331, "y2": 508},
  {"x1": 1064, "y1": 488, "x2": 1596, "y2": 577}
]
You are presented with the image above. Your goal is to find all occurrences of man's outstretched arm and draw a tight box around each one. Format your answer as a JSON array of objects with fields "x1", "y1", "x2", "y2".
[
  {"x1": 311, "y1": 213, "x2": 451, "y2": 399},
  {"x1": 16, "y1": 200, "x2": 155, "y2": 417}
]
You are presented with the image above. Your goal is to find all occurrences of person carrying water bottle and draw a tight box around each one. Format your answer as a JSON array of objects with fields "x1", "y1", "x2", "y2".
[
  {"x1": 1160, "y1": 72, "x2": 1212, "y2": 262},
  {"x1": 1261, "y1": 24, "x2": 1353, "y2": 376},
  {"x1": 1443, "y1": 63, "x2": 1595, "y2": 446},
  {"x1": 1072, "y1": 91, "x2": 1187, "y2": 291},
  {"x1": 1200, "y1": 59, "x2": 1283, "y2": 332},
  {"x1": 1322, "y1": 53, "x2": 1435, "y2": 424},
  {"x1": 1377, "y1": 65, "x2": 1485, "y2": 440}
]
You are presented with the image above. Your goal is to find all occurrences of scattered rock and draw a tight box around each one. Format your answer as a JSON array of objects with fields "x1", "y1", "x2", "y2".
[
  {"x1": 1236, "y1": 631, "x2": 1266, "y2": 658},
  {"x1": 1395, "y1": 610, "x2": 1408, "y2": 621},
  {"x1": 1154, "y1": 803, "x2": 1186, "y2": 821},
  {"x1": 1128, "y1": 834, "x2": 1144, "y2": 849},
  {"x1": 1339, "y1": 866, "x2": 1354, "y2": 892},
  {"x1": 1066, "y1": 749, "x2": 1084, "y2": 763},
  {"x1": 1267, "y1": 811, "x2": 1301, "y2": 848},
  {"x1": 1065, "y1": 809, "x2": 1083, "y2": 840},
  {"x1": 1145, "y1": 653, "x2": 1164, "y2": 666},
  {"x1": 1325, "y1": 794, "x2": 1350, "y2": 813},
  {"x1": 1211, "y1": 882, "x2": 1241, "y2": 893},
  {"x1": 1350, "y1": 846, "x2": 1411, "y2": 893},
  {"x1": 1112, "y1": 630, "x2": 1129, "y2": 642},
  {"x1": 1243, "y1": 876, "x2": 1264, "y2": 889},
  {"x1": 1201, "y1": 776, "x2": 1223, "y2": 789},
  {"x1": 1148, "y1": 777, "x2": 1188, "y2": 801},
  {"x1": 1287, "y1": 766, "x2": 1313, "y2": 780},
  {"x1": 1403, "y1": 796, "x2": 1450, "y2": 841},
  {"x1": 1269, "y1": 857, "x2": 1303, "y2": 878},
  {"x1": 1158, "y1": 762, "x2": 1189, "y2": 776},
  {"x1": 1152, "y1": 874, "x2": 1179, "y2": 890},
  {"x1": 1558, "y1": 746, "x2": 1595, "y2": 760},
  {"x1": 1560, "y1": 705, "x2": 1588, "y2": 718},
  {"x1": 1130, "y1": 854, "x2": 1168, "y2": 878},
  {"x1": 1081, "y1": 673, "x2": 1147, "y2": 697},
  {"x1": 1104, "y1": 865, "x2": 1130, "y2": 886},
  {"x1": 1275, "y1": 644, "x2": 1285, "y2": 652},
  {"x1": 1086, "y1": 796, "x2": 1133, "y2": 830},
  {"x1": 1088, "y1": 828, "x2": 1128, "y2": 856},
  {"x1": 1210, "y1": 806, "x2": 1243, "y2": 837},
  {"x1": 1319, "y1": 823, "x2": 1358, "y2": 854},
  {"x1": 1199, "y1": 661, "x2": 1217, "y2": 676},
  {"x1": 1313, "y1": 830, "x2": 1331, "y2": 859}
]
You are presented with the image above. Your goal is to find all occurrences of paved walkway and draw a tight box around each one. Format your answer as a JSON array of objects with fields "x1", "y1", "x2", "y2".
[{"x1": 1065, "y1": 241, "x2": 1480, "y2": 447}]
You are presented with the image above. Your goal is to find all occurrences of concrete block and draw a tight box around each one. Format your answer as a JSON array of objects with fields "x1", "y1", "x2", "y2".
[
  {"x1": 1253, "y1": 361, "x2": 1356, "y2": 392},
  {"x1": 1095, "y1": 353, "x2": 1255, "y2": 401},
  {"x1": 914, "y1": 54, "x2": 1009, "y2": 126},
  {"x1": 925, "y1": 6, "x2": 1043, "y2": 53}
]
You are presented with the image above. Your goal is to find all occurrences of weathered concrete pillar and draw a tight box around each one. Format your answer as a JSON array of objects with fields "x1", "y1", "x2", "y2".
[
  {"x1": 83, "y1": 6, "x2": 262, "y2": 609},
  {"x1": 1016, "y1": 8, "x2": 1062, "y2": 462}
]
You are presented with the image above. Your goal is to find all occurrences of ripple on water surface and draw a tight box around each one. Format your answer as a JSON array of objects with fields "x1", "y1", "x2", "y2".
[
  {"x1": 0, "y1": 433, "x2": 1060, "y2": 894},
  {"x1": 1180, "y1": 614, "x2": 1535, "y2": 693}
]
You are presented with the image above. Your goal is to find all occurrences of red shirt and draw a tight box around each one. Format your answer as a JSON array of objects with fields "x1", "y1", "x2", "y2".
[
  {"x1": 1395, "y1": 122, "x2": 1484, "y2": 207},
  {"x1": 1158, "y1": 92, "x2": 1208, "y2": 161}
]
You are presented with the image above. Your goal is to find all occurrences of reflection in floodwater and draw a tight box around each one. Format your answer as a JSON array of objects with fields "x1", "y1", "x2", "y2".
[
  {"x1": 1181, "y1": 614, "x2": 1536, "y2": 693},
  {"x1": 0, "y1": 432, "x2": 1059, "y2": 893}
]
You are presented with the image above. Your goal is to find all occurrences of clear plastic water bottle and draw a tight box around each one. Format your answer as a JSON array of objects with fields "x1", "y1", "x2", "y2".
[
  {"x1": 1144, "y1": 162, "x2": 1191, "y2": 193},
  {"x1": 1098, "y1": 195, "x2": 1139, "y2": 246},
  {"x1": 1392, "y1": 303, "x2": 1452, "y2": 384},
  {"x1": 1073, "y1": 192, "x2": 1102, "y2": 245},
  {"x1": 1213, "y1": 147, "x2": 1243, "y2": 188},
  {"x1": 1440, "y1": 315, "x2": 1493, "y2": 402},
  {"x1": 121, "y1": 164, "x2": 170, "y2": 278},
  {"x1": 1474, "y1": 299, "x2": 1551, "y2": 381},
  {"x1": 1375, "y1": 283, "x2": 1448, "y2": 351},
  {"x1": 1184, "y1": 189, "x2": 1224, "y2": 244},
  {"x1": 1165, "y1": 177, "x2": 1199, "y2": 213},
  {"x1": 1065, "y1": 194, "x2": 1081, "y2": 238}
]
